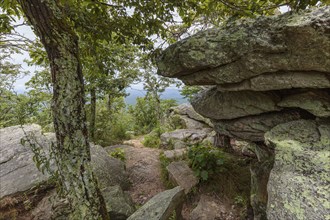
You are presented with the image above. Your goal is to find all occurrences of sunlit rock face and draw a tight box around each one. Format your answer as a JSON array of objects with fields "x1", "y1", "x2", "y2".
[{"x1": 157, "y1": 6, "x2": 330, "y2": 220}]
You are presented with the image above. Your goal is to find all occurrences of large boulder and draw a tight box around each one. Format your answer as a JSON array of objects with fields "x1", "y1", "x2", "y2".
[
  {"x1": 277, "y1": 90, "x2": 330, "y2": 118},
  {"x1": 102, "y1": 185, "x2": 136, "y2": 220},
  {"x1": 0, "y1": 124, "x2": 50, "y2": 198},
  {"x1": 216, "y1": 72, "x2": 330, "y2": 91},
  {"x1": 170, "y1": 114, "x2": 208, "y2": 129},
  {"x1": 157, "y1": 6, "x2": 330, "y2": 220},
  {"x1": 192, "y1": 88, "x2": 281, "y2": 120},
  {"x1": 0, "y1": 124, "x2": 134, "y2": 219},
  {"x1": 160, "y1": 128, "x2": 213, "y2": 148},
  {"x1": 169, "y1": 103, "x2": 212, "y2": 127},
  {"x1": 91, "y1": 144, "x2": 129, "y2": 190},
  {"x1": 127, "y1": 186, "x2": 185, "y2": 220},
  {"x1": 265, "y1": 120, "x2": 330, "y2": 220},
  {"x1": 212, "y1": 110, "x2": 306, "y2": 141},
  {"x1": 163, "y1": 149, "x2": 187, "y2": 161},
  {"x1": 157, "y1": 7, "x2": 330, "y2": 87}
]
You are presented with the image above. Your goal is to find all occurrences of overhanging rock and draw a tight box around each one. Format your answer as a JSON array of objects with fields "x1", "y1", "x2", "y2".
[{"x1": 157, "y1": 6, "x2": 330, "y2": 220}]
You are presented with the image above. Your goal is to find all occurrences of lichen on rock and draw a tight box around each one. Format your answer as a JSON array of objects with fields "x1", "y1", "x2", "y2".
[{"x1": 265, "y1": 120, "x2": 330, "y2": 220}]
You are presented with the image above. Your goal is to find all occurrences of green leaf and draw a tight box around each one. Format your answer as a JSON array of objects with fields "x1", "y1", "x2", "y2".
[
  {"x1": 217, "y1": 159, "x2": 224, "y2": 165},
  {"x1": 201, "y1": 170, "x2": 208, "y2": 181}
]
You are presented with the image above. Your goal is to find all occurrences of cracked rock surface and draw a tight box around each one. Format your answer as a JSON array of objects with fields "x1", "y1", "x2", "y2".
[{"x1": 157, "y1": 6, "x2": 330, "y2": 220}]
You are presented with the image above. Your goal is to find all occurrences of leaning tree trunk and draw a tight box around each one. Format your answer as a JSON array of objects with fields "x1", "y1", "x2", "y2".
[
  {"x1": 18, "y1": 1, "x2": 109, "y2": 219},
  {"x1": 90, "y1": 87, "x2": 97, "y2": 141}
]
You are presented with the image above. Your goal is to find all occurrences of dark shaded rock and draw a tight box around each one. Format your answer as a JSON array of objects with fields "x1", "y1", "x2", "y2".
[
  {"x1": 213, "y1": 110, "x2": 304, "y2": 141},
  {"x1": 31, "y1": 186, "x2": 136, "y2": 220},
  {"x1": 216, "y1": 72, "x2": 330, "y2": 91},
  {"x1": 191, "y1": 88, "x2": 281, "y2": 120},
  {"x1": 30, "y1": 190, "x2": 71, "y2": 220},
  {"x1": 127, "y1": 186, "x2": 185, "y2": 220},
  {"x1": 103, "y1": 185, "x2": 136, "y2": 220},
  {"x1": 278, "y1": 90, "x2": 330, "y2": 117},
  {"x1": 157, "y1": 7, "x2": 330, "y2": 87},
  {"x1": 189, "y1": 195, "x2": 225, "y2": 220},
  {"x1": 250, "y1": 157, "x2": 274, "y2": 220},
  {"x1": 91, "y1": 144, "x2": 129, "y2": 190},
  {"x1": 166, "y1": 161, "x2": 198, "y2": 194},
  {"x1": 265, "y1": 120, "x2": 330, "y2": 220}
]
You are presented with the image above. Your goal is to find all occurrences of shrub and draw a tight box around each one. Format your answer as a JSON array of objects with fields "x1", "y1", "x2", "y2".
[
  {"x1": 128, "y1": 97, "x2": 177, "y2": 135},
  {"x1": 90, "y1": 98, "x2": 134, "y2": 146},
  {"x1": 159, "y1": 152, "x2": 174, "y2": 188},
  {"x1": 188, "y1": 144, "x2": 226, "y2": 181},
  {"x1": 109, "y1": 148, "x2": 126, "y2": 162},
  {"x1": 143, "y1": 133, "x2": 161, "y2": 148},
  {"x1": 142, "y1": 126, "x2": 166, "y2": 148}
]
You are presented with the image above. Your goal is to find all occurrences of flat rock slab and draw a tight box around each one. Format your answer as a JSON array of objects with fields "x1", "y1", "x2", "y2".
[
  {"x1": 0, "y1": 124, "x2": 134, "y2": 219},
  {"x1": 192, "y1": 88, "x2": 281, "y2": 120},
  {"x1": 127, "y1": 186, "x2": 185, "y2": 220},
  {"x1": 216, "y1": 72, "x2": 330, "y2": 91},
  {"x1": 166, "y1": 161, "x2": 198, "y2": 194},
  {"x1": 91, "y1": 144, "x2": 129, "y2": 190},
  {"x1": 278, "y1": 90, "x2": 330, "y2": 117},
  {"x1": 213, "y1": 110, "x2": 304, "y2": 141},
  {"x1": 0, "y1": 125, "x2": 128, "y2": 197},
  {"x1": 0, "y1": 124, "x2": 50, "y2": 198},
  {"x1": 157, "y1": 7, "x2": 330, "y2": 88},
  {"x1": 265, "y1": 120, "x2": 330, "y2": 220}
]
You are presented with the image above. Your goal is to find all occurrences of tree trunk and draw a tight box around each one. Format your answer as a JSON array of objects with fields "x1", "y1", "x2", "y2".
[
  {"x1": 90, "y1": 88, "x2": 96, "y2": 141},
  {"x1": 18, "y1": 1, "x2": 109, "y2": 219}
]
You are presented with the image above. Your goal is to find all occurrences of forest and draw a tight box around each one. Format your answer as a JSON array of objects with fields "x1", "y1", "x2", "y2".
[{"x1": 1, "y1": 1, "x2": 329, "y2": 220}]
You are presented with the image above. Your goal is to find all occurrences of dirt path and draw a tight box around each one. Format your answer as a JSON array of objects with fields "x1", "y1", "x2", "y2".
[{"x1": 123, "y1": 138, "x2": 166, "y2": 205}]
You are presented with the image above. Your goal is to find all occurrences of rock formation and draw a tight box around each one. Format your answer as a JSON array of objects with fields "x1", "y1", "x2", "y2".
[
  {"x1": 161, "y1": 103, "x2": 216, "y2": 148},
  {"x1": 0, "y1": 124, "x2": 135, "y2": 219},
  {"x1": 157, "y1": 6, "x2": 330, "y2": 220}
]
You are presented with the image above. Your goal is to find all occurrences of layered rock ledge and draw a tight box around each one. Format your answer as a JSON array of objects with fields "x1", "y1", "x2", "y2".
[
  {"x1": 158, "y1": 7, "x2": 330, "y2": 143},
  {"x1": 157, "y1": 6, "x2": 330, "y2": 220}
]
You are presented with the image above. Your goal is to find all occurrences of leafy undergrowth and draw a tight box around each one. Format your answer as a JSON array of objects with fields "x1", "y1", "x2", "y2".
[
  {"x1": 188, "y1": 150, "x2": 252, "y2": 219},
  {"x1": 160, "y1": 143, "x2": 252, "y2": 220}
]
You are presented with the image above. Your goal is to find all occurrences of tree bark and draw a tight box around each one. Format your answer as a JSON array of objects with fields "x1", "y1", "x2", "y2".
[
  {"x1": 90, "y1": 88, "x2": 96, "y2": 141},
  {"x1": 18, "y1": 1, "x2": 109, "y2": 219}
]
